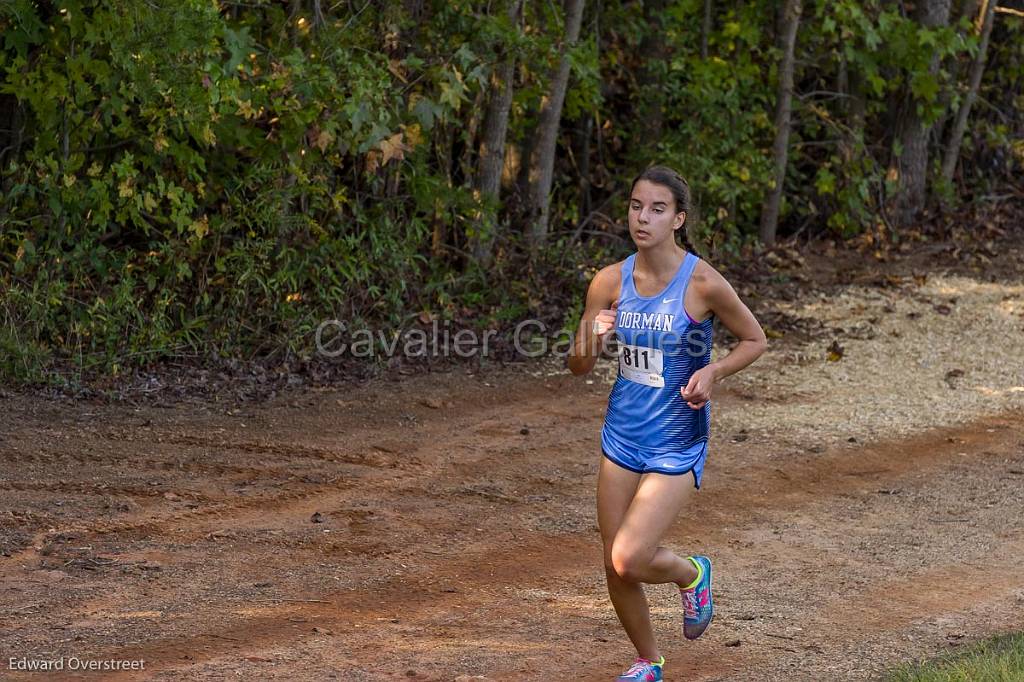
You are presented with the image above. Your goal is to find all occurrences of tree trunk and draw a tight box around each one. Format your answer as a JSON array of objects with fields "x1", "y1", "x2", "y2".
[
  {"x1": 0, "y1": 94, "x2": 24, "y2": 173},
  {"x1": 527, "y1": 0, "x2": 586, "y2": 242},
  {"x1": 759, "y1": 0, "x2": 802, "y2": 247},
  {"x1": 889, "y1": 0, "x2": 952, "y2": 227},
  {"x1": 0, "y1": 94, "x2": 24, "y2": 221},
  {"x1": 636, "y1": 0, "x2": 668, "y2": 140},
  {"x1": 433, "y1": 122, "x2": 453, "y2": 259},
  {"x1": 575, "y1": 114, "x2": 593, "y2": 224},
  {"x1": 848, "y1": 68, "x2": 866, "y2": 142},
  {"x1": 470, "y1": 0, "x2": 524, "y2": 266},
  {"x1": 932, "y1": 0, "x2": 980, "y2": 160},
  {"x1": 514, "y1": 126, "x2": 535, "y2": 210},
  {"x1": 289, "y1": 0, "x2": 303, "y2": 45},
  {"x1": 941, "y1": 0, "x2": 996, "y2": 185},
  {"x1": 958, "y1": 0, "x2": 980, "y2": 24},
  {"x1": 701, "y1": 0, "x2": 712, "y2": 59}
]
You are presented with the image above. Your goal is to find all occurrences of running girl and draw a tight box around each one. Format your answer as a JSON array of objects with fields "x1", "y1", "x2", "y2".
[{"x1": 568, "y1": 165, "x2": 768, "y2": 681}]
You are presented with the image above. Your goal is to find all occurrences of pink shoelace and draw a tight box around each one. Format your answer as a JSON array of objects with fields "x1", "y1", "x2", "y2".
[
  {"x1": 623, "y1": 658, "x2": 658, "y2": 677},
  {"x1": 681, "y1": 587, "x2": 699, "y2": 619}
]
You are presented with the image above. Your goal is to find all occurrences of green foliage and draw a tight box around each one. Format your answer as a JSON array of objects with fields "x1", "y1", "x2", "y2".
[{"x1": 0, "y1": 0, "x2": 1020, "y2": 383}]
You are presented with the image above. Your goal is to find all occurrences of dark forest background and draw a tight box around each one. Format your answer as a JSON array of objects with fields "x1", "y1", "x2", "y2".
[{"x1": 1, "y1": 0, "x2": 1021, "y2": 385}]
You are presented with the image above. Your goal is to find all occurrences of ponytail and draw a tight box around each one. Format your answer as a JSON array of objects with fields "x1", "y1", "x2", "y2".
[{"x1": 679, "y1": 231, "x2": 701, "y2": 259}]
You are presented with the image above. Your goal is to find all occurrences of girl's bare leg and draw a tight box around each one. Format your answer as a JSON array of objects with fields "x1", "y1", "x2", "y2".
[{"x1": 597, "y1": 457, "x2": 699, "y2": 661}]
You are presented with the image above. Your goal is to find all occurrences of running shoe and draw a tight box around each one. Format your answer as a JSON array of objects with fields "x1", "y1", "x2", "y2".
[
  {"x1": 680, "y1": 555, "x2": 713, "y2": 640},
  {"x1": 615, "y1": 656, "x2": 664, "y2": 682}
]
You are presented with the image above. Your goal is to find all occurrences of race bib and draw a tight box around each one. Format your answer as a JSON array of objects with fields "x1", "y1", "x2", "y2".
[{"x1": 618, "y1": 343, "x2": 664, "y2": 388}]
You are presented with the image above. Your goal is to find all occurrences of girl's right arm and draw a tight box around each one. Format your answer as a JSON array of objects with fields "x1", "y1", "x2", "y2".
[{"x1": 568, "y1": 264, "x2": 620, "y2": 376}]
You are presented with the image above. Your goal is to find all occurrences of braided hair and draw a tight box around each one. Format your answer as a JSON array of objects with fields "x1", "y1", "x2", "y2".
[{"x1": 631, "y1": 165, "x2": 701, "y2": 258}]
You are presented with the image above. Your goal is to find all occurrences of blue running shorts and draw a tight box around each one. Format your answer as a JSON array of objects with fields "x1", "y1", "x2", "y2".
[{"x1": 602, "y1": 429, "x2": 708, "y2": 488}]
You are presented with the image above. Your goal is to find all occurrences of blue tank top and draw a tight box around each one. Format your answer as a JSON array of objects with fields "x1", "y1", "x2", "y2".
[{"x1": 601, "y1": 252, "x2": 714, "y2": 453}]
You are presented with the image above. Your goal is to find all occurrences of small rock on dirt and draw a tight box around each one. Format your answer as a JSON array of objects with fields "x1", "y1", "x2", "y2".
[
  {"x1": 34, "y1": 569, "x2": 70, "y2": 583},
  {"x1": 725, "y1": 639, "x2": 741, "y2": 647},
  {"x1": 208, "y1": 529, "x2": 235, "y2": 540},
  {"x1": 421, "y1": 398, "x2": 443, "y2": 409},
  {"x1": 310, "y1": 511, "x2": 325, "y2": 524}
]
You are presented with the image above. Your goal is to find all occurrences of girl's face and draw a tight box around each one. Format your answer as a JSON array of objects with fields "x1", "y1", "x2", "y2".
[{"x1": 628, "y1": 179, "x2": 685, "y2": 249}]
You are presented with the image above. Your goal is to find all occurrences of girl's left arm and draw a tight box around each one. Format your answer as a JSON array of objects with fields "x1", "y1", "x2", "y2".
[{"x1": 680, "y1": 270, "x2": 767, "y2": 409}]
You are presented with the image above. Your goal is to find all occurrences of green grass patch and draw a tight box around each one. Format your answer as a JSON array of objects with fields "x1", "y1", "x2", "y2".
[{"x1": 888, "y1": 632, "x2": 1024, "y2": 682}]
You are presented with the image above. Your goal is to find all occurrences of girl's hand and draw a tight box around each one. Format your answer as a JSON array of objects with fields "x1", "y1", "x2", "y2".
[
  {"x1": 592, "y1": 300, "x2": 619, "y2": 338},
  {"x1": 680, "y1": 366, "x2": 716, "y2": 409}
]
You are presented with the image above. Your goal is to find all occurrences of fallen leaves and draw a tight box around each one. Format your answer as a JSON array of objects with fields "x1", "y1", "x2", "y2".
[
  {"x1": 944, "y1": 368, "x2": 965, "y2": 388},
  {"x1": 826, "y1": 340, "x2": 844, "y2": 362}
]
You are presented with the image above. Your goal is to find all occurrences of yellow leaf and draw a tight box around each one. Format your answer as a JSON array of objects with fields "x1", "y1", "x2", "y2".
[
  {"x1": 236, "y1": 98, "x2": 256, "y2": 119},
  {"x1": 143, "y1": 192, "x2": 158, "y2": 212},
  {"x1": 154, "y1": 134, "x2": 168, "y2": 152},
  {"x1": 379, "y1": 132, "x2": 409, "y2": 165},
  {"x1": 402, "y1": 123, "x2": 423, "y2": 149},
  {"x1": 201, "y1": 125, "x2": 216, "y2": 146},
  {"x1": 826, "y1": 340, "x2": 844, "y2": 362},
  {"x1": 765, "y1": 327, "x2": 784, "y2": 339},
  {"x1": 190, "y1": 215, "x2": 209, "y2": 240}
]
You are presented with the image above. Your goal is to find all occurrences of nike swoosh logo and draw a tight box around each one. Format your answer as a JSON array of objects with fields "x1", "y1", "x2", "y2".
[{"x1": 662, "y1": 298, "x2": 678, "y2": 304}]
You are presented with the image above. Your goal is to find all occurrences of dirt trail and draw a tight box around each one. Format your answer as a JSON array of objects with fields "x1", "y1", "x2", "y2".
[
  {"x1": 2, "y1": 241, "x2": 1023, "y2": 681},
  {"x1": 1, "y1": 370, "x2": 1022, "y2": 681}
]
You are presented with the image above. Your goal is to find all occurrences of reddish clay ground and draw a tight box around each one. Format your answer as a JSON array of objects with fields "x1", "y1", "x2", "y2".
[{"x1": 1, "y1": 369, "x2": 1022, "y2": 681}]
